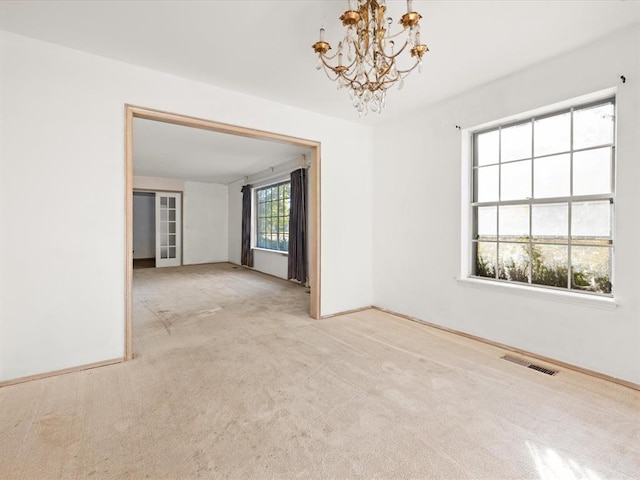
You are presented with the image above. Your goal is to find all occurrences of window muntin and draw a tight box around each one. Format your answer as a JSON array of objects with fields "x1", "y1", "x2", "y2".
[
  {"x1": 471, "y1": 98, "x2": 615, "y2": 295},
  {"x1": 255, "y1": 181, "x2": 290, "y2": 252}
]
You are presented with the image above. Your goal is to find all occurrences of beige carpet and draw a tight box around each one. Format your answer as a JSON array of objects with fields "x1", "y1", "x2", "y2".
[{"x1": 0, "y1": 263, "x2": 638, "y2": 479}]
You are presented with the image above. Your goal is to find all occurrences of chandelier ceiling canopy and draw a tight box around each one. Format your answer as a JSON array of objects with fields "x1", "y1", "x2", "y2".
[{"x1": 313, "y1": 0, "x2": 429, "y2": 116}]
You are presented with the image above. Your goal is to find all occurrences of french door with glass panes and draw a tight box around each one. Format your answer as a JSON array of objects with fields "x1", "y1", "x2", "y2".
[{"x1": 155, "y1": 192, "x2": 181, "y2": 267}]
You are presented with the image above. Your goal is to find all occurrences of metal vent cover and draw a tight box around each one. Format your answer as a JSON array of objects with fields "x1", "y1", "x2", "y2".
[{"x1": 502, "y1": 354, "x2": 558, "y2": 376}]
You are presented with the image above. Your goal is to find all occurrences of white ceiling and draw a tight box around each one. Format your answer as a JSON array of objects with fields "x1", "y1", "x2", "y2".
[
  {"x1": 133, "y1": 118, "x2": 311, "y2": 183},
  {"x1": 0, "y1": 1, "x2": 638, "y2": 125},
  {"x1": 3, "y1": 1, "x2": 637, "y2": 183}
]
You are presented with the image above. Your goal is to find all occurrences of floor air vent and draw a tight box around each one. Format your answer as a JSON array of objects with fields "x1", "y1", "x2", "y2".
[
  {"x1": 527, "y1": 364, "x2": 558, "y2": 376},
  {"x1": 502, "y1": 355, "x2": 558, "y2": 376}
]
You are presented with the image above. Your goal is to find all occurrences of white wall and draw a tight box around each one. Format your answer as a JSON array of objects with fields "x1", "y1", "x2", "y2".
[
  {"x1": 373, "y1": 26, "x2": 640, "y2": 384},
  {"x1": 0, "y1": 31, "x2": 374, "y2": 382},
  {"x1": 133, "y1": 175, "x2": 184, "y2": 192},
  {"x1": 253, "y1": 249, "x2": 289, "y2": 280},
  {"x1": 132, "y1": 192, "x2": 155, "y2": 259},
  {"x1": 183, "y1": 181, "x2": 228, "y2": 265}
]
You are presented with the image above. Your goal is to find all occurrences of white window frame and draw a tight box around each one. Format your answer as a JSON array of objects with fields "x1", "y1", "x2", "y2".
[
  {"x1": 253, "y1": 179, "x2": 291, "y2": 254},
  {"x1": 459, "y1": 88, "x2": 619, "y2": 309}
]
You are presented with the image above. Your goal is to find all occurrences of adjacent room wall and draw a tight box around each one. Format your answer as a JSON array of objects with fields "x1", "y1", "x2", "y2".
[
  {"x1": 133, "y1": 176, "x2": 228, "y2": 265},
  {"x1": 0, "y1": 31, "x2": 374, "y2": 382},
  {"x1": 183, "y1": 181, "x2": 228, "y2": 265},
  {"x1": 133, "y1": 175, "x2": 184, "y2": 192},
  {"x1": 253, "y1": 250, "x2": 288, "y2": 280},
  {"x1": 373, "y1": 26, "x2": 640, "y2": 384}
]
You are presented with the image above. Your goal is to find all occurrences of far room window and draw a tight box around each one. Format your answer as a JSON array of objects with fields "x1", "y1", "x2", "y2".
[
  {"x1": 471, "y1": 97, "x2": 615, "y2": 295},
  {"x1": 255, "y1": 181, "x2": 291, "y2": 252}
]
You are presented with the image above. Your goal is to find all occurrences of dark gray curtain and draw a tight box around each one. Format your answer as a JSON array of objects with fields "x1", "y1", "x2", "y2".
[
  {"x1": 241, "y1": 185, "x2": 254, "y2": 267},
  {"x1": 288, "y1": 169, "x2": 307, "y2": 283}
]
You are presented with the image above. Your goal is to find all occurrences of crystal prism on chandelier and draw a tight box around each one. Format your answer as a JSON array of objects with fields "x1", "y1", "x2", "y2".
[{"x1": 312, "y1": 0, "x2": 429, "y2": 116}]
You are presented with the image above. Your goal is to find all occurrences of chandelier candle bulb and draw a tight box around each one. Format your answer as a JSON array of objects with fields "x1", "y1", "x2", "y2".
[{"x1": 407, "y1": 0, "x2": 414, "y2": 13}]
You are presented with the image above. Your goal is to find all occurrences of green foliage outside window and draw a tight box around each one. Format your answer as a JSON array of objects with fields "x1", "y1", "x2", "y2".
[{"x1": 475, "y1": 243, "x2": 611, "y2": 294}]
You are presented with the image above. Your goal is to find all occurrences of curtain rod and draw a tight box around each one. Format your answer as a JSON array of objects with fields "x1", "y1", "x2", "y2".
[{"x1": 238, "y1": 154, "x2": 309, "y2": 186}]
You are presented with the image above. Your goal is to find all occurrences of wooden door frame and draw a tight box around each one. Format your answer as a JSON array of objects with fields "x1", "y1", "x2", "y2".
[{"x1": 125, "y1": 104, "x2": 322, "y2": 360}]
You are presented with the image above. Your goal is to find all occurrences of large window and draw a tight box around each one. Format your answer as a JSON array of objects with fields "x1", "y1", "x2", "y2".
[
  {"x1": 471, "y1": 97, "x2": 615, "y2": 295},
  {"x1": 255, "y1": 181, "x2": 290, "y2": 252}
]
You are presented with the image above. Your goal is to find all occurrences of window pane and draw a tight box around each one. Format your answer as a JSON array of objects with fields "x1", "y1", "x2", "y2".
[
  {"x1": 476, "y1": 206, "x2": 497, "y2": 240},
  {"x1": 573, "y1": 103, "x2": 614, "y2": 150},
  {"x1": 572, "y1": 201, "x2": 611, "y2": 241},
  {"x1": 531, "y1": 244, "x2": 568, "y2": 288},
  {"x1": 501, "y1": 160, "x2": 531, "y2": 201},
  {"x1": 571, "y1": 246, "x2": 612, "y2": 294},
  {"x1": 498, "y1": 243, "x2": 530, "y2": 283},
  {"x1": 532, "y1": 203, "x2": 568, "y2": 243},
  {"x1": 535, "y1": 112, "x2": 570, "y2": 157},
  {"x1": 168, "y1": 197, "x2": 176, "y2": 208},
  {"x1": 499, "y1": 205, "x2": 529, "y2": 241},
  {"x1": 257, "y1": 189, "x2": 265, "y2": 202},
  {"x1": 534, "y1": 154, "x2": 570, "y2": 198},
  {"x1": 573, "y1": 147, "x2": 612, "y2": 196},
  {"x1": 169, "y1": 210, "x2": 176, "y2": 221},
  {"x1": 501, "y1": 123, "x2": 531, "y2": 162},
  {"x1": 476, "y1": 130, "x2": 499, "y2": 166},
  {"x1": 474, "y1": 242, "x2": 497, "y2": 278},
  {"x1": 475, "y1": 165, "x2": 499, "y2": 202},
  {"x1": 160, "y1": 197, "x2": 167, "y2": 207}
]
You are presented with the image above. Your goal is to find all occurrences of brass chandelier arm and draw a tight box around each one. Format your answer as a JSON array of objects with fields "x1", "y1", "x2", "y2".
[
  {"x1": 385, "y1": 28, "x2": 412, "y2": 41},
  {"x1": 318, "y1": 53, "x2": 358, "y2": 77},
  {"x1": 376, "y1": 39, "x2": 411, "y2": 60},
  {"x1": 394, "y1": 60, "x2": 422, "y2": 77},
  {"x1": 318, "y1": 59, "x2": 345, "y2": 82}
]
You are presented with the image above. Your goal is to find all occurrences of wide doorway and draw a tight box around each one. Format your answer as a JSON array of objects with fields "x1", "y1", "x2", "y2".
[{"x1": 124, "y1": 105, "x2": 322, "y2": 360}]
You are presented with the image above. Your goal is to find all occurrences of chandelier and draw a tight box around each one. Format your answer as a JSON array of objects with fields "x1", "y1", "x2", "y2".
[{"x1": 312, "y1": 0, "x2": 429, "y2": 116}]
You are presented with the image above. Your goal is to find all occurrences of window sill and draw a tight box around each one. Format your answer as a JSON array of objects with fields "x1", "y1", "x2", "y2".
[
  {"x1": 252, "y1": 247, "x2": 288, "y2": 256},
  {"x1": 455, "y1": 277, "x2": 618, "y2": 311}
]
